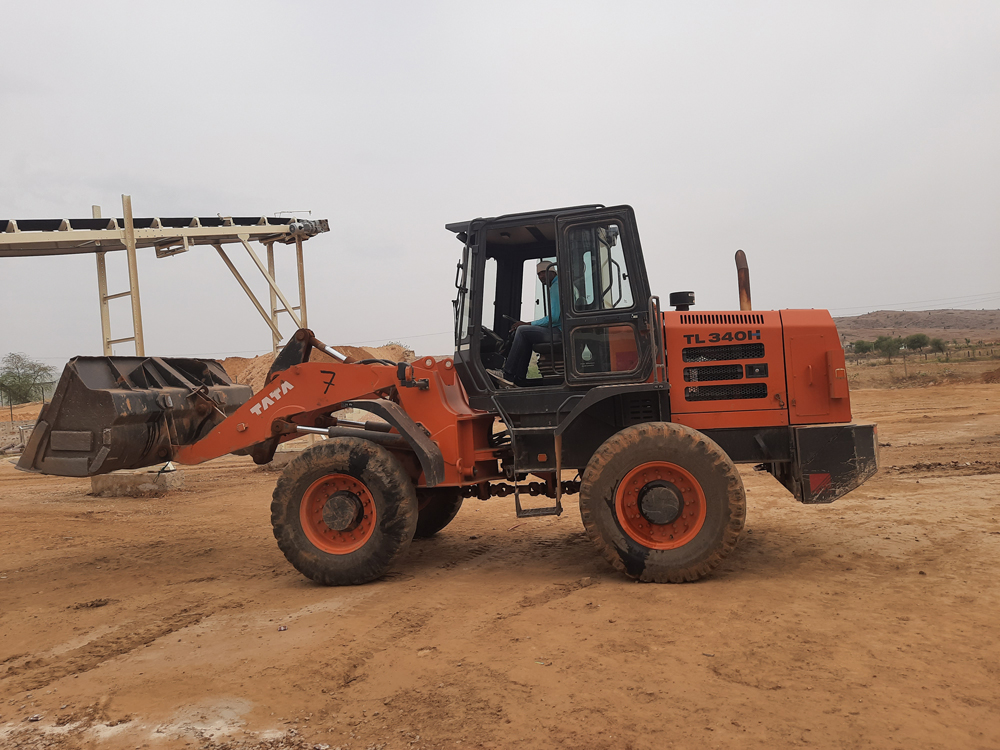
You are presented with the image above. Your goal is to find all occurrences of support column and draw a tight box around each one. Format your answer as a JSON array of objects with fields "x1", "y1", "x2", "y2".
[
  {"x1": 266, "y1": 242, "x2": 279, "y2": 355},
  {"x1": 122, "y1": 194, "x2": 145, "y2": 356},
  {"x1": 93, "y1": 205, "x2": 113, "y2": 355},
  {"x1": 295, "y1": 236, "x2": 308, "y2": 329}
]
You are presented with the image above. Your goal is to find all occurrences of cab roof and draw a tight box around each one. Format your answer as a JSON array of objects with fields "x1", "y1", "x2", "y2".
[{"x1": 444, "y1": 204, "x2": 604, "y2": 241}]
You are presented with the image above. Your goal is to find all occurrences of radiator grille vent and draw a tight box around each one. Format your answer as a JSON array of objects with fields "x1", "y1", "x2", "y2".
[
  {"x1": 685, "y1": 383, "x2": 768, "y2": 402},
  {"x1": 679, "y1": 313, "x2": 765, "y2": 325},
  {"x1": 684, "y1": 364, "x2": 744, "y2": 382},
  {"x1": 682, "y1": 343, "x2": 765, "y2": 362}
]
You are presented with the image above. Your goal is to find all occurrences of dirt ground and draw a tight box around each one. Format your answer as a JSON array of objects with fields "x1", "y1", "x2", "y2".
[
  {"x1": 846, "y1": 356, "x2": 1000, "y2": 389},
  {"x1": 2, "y1": 382, "x2": 999, "y2": 750}
]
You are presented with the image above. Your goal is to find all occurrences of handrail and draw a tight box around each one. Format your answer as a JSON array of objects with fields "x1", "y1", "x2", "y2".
[{"x1": 648, "y1": 295, "x2": 666, "y2": 383}]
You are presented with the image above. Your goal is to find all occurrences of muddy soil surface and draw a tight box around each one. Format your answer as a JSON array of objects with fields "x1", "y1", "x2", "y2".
[{"x1": 1, "y1": 384, "x2": 998, "y2": 749}]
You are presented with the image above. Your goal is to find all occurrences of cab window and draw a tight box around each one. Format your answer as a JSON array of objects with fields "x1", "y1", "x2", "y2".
[{"x1": 567, "y1": 222, "x2": 634, "y2": 313}]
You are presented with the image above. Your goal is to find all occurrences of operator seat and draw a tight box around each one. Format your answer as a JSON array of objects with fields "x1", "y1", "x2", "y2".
[{"x1": 535, "y1": 336, "x2": 564, "y2": 377}]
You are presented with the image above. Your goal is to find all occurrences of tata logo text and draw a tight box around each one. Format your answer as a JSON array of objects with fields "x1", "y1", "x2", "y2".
[
  {"x1": 249, "y1": 380, "x2": 295, "y2": 416},
  {"x1": 683, "y1": 330, "x2": 761, "y2": 344}
]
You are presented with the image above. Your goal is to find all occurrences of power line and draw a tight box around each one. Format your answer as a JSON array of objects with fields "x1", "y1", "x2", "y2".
[{"x1": 830, "y1": 290, "x2": 1000, "y2": 314}]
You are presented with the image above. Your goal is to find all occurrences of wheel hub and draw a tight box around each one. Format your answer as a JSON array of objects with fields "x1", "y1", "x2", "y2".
[
  {"x1": 637, "y1": 480, "x2": 684, "y2": 525},
  {"x1": 614, "y1": 461, "x2": 708, "y2": 550},
  {"x1": 322, "y1": 490, "x2": 363, "y2": 532},
  {"x1": 300, "y1": 473, "x2": 377, "y2": 555}
]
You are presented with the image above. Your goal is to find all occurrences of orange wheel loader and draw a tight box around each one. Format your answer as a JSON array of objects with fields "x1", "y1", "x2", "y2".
[{"x1": 18, "y1": 204, "x2": 878, "y2": 584}]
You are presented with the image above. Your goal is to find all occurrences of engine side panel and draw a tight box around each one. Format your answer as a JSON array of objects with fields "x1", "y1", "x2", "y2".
[
  {"x1": 663, "y1": 310, "x2": 788, "y2": 427},
  {"x1": 780, "y1": 309, "x2": 852, "y2": 425}
]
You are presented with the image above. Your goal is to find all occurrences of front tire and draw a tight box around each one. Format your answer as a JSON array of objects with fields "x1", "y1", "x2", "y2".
[
  {"x1": 271, "y1": 438, "x2": 418, "y2": 585},
  {"x1": 579, "y1": 422, "x2": 746, "y2": 583}
]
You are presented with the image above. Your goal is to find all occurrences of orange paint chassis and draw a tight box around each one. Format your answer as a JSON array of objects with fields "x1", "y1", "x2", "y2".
[{"x1": 171, "y1": 348, "x2": 502, "y2": 489}]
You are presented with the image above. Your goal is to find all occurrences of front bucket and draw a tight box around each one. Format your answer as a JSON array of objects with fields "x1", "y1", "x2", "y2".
[{"x1": 17, "y1": 356, "x2": 251, "y2": 477}]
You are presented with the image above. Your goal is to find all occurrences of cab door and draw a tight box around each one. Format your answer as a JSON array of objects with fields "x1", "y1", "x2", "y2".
[{"x1": 556, "y1": 206, "x2": 654, "y2": 386}]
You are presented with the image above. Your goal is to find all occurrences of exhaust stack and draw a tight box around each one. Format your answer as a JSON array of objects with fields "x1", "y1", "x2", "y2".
[{"x1": 735, "y1": 249, "x2": 752, "y2": 311}]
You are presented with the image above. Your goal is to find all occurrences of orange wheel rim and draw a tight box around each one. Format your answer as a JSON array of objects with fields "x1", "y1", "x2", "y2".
[
  {"x1": 299, "y1": 474, "x2": 377, "y2": 554},
  {"x1": 614, "y1": 461, "x2": 707, "y2": 550}
]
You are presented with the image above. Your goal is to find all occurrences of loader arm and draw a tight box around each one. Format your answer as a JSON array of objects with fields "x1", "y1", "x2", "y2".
[
  {"x1": 171, "y1": 361, "x2": 402, "y2": 465},
  {"x1": 21, "y1": 332, "x2": 499, "y2": 486}
]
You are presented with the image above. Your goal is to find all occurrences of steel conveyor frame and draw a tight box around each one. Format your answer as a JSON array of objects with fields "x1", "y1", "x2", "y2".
[{"x1": 0, "y1": 194, "x2": 330, "y2": 356}]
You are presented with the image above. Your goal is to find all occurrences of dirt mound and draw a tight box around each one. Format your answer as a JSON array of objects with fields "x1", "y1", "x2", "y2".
[
  {"x1": 0, "y1": 400, "x2": 44, "y2": 424},
  {"x1": 221, "y1": 355, "x2": 274, "y2": 391},
  {"x1": 221, "y1": 343, "x2": 416, "y2": 392},
  {"x1": 982, "y1": 367, "x2": 1000, "y2": 384},
  {"x1": 835, "y1": 309, "x2": 1000, "y2": 343}
]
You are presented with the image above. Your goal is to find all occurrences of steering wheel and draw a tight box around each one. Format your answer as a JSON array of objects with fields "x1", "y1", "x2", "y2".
[{"x1": 481, "y1": 326, "x2": 505, "y2": 348}]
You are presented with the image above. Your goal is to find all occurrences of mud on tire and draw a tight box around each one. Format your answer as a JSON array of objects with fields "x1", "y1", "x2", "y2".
[
  {"x1": 579, "y1": 422, "x2": 746, "y2": 583},
  {"x1": 414, "y1": 487, "x2": 464, "y2": 538},
  {"x1": 271, "y1": 437, "x2": 418, "y2": 585}
]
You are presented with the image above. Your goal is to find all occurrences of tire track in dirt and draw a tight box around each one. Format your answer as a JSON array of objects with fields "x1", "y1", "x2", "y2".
[
  {"x1": 884, "y1": 460, "x2": 1000, "y2": 476},
  {"x1": 467, "y1": 576, "x2": 603, "y2": 641},
  {"x1": 709, "y1": 663, "x2": 785, "y2": 691},
  {"x1": 512, "y1": 529, "x2": 588, "y2": 552},
  {"x1": 411, "y1": 524, "x2": 589, "y2": 577},
  {"x1": 518, "y1": 576, "x2": 596, "y2": 609},
  {"x1": 336, "y1": 661, "x2": 529, "y2": 749},
  {"x1": 323, "y1": 605, "x2": 435, "y2": 689},
  {"x1": 436, "y1": 543, "x2": 495, "y2": 569},
  {"x1": 2, "y1": 602, "x2": 219, "y2": 692}
]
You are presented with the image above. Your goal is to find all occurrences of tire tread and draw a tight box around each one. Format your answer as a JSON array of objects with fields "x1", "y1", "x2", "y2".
[
  {"x1": 579, "y1": 422, "x2": 746, "y2": 583},
  {"x1": 270, "y1": 438, "x2": 417, "y2": 585}
]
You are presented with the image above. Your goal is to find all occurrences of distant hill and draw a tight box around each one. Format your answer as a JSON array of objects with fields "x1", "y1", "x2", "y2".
[{"x1": 834, "y1": 309, "x2": 1000, "y2": 344}]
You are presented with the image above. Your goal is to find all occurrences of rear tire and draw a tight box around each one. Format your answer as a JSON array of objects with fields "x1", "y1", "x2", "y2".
[
  {"x1": 271, "y1": 438, "x2": 418, "y2": 585},
  {"x1": 579, "y1": 422, "x2": 745, "y2": 583},
  {"x1": 414, "y1": 487, "x2": 464, "y2": 538}
]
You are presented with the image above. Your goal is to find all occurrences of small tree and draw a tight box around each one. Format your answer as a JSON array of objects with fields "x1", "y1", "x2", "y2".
[
  {"x1": 0, "y1": 353, "x2": 55, "y2": 405},
  {"x1": 874, "y1": 335, "x2": 903, "y2": 362},
  {"x1": 929, "y1": 338, "x2": 947, "y2": 354},
  {"x1": 853, "y1": 340, "x2": 874, "y2": 355},
  {"x1": 904, "y1": 333, "x2": 929, "y2": 352}
]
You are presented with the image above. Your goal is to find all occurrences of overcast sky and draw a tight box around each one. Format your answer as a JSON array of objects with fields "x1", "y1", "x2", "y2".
[{"x1": 2, "y1": 1, "x2": 998, "y2": 366}]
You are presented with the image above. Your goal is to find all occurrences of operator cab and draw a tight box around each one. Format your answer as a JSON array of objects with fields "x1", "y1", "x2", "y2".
[{"x1": 448, "y1": 205, "x2": 659, "y2": 411}]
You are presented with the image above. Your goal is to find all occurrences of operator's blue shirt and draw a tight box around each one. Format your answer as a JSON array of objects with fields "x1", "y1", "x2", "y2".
[{"x1": 531, "y1": 274, "x2": 561, "y2": 328}]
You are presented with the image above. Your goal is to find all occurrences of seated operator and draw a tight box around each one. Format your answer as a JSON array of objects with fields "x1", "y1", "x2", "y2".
[{"x1": 500, "y1": 260, "x2": 561, "y2": 386}]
